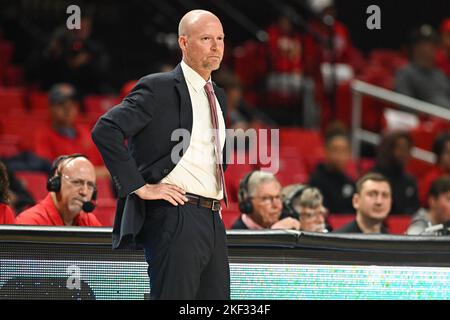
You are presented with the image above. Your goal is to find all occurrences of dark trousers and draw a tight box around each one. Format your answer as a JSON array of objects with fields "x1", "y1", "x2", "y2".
[{"x1": 141, "y1": 200, "x2": 230, "y2": 300}]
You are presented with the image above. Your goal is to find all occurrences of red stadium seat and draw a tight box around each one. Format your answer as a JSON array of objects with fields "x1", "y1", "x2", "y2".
[
  {"x1": 15, "y1": 171, "x2": 48, "y2": 202},
  {"x1": 279, "y1": 128, "x2": 325, "y2": 172},
  {"x1": 386, "y1": 215, "x2": 412, "y2": 235},
  {"x1": 28, "y1": 91, "x2": 49, "y2": 113},
  {"x1": 0, "y1": 87, "x2": 26, "y2": 114},
  {"x1": 95, "y1": 177, "x2": 114, "y2": 200},
  {"x1": 327, "y1": 214, "x2": 354, "y2": 231},
  {"x1": 94, "y1": 198, "x2": 116, "y2": 227},
  {"x1": 224, "y1": 151, "x2": 256, "y2": 203},
  {"x1": 84, "y1": 95, "x2": 119, "y2": 115}
]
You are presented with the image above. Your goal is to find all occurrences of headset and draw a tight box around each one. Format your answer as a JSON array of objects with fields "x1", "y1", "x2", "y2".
[
  {"x1": 47, "y1": 153, "x2": 97, "y2": 212},
  {"x1": 282, "y1": 184, "x2": 308, "y2": 218},
  {"x1": 238, "y1": 170, "x2": 256, "y2": 214}
]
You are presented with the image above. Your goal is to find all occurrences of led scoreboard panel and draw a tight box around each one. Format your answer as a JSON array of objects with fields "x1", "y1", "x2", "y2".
[{"x1": 1, "y1": 227, "x2": 450, "y2": 300}]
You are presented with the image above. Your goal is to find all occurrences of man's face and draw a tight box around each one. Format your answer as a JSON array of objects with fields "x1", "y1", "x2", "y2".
[
  {"x1": 440, "y1": 141, "x2": 450, "y2": 171},
  {"x1": 57, "y1": 158, "x2": 96, "y2": 220},
  {"x1": 325, "y1": 136, "x2": 351, "y2": 172},
  {"x1": 179, "y1": 15, "x2": 224, "y2": 79},
  {"x1": 393, "y1": 137, "x2": 411, "y2": 167},
  {"x1": 251, "y1": 180, "x2": 283, "y2": 228},
  {"x1": 413, "y1": 41, "x2": 437, "y2": 66},
  {"x1": 442, "y1": 32, "x2": 450, "y2": 52},
  {"x1": 430, "y1": 191, "x2": 450, "y2": 224},
  {"x1": 299, "y1": 206, "x2": 327, "y2": 232},
  {"x1": 51, "y1": 100, "x2": 78, "y2": 127},
  {"x1": 353, "y1": 180, "x2": 392, "y2": 221}
]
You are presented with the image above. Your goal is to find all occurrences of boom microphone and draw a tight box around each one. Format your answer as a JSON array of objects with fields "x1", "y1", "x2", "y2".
[{"x1": 82, "y1": 201, "x2": 96, "y2": 213}]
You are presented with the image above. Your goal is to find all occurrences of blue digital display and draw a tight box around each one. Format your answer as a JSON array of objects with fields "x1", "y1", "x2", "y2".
[{"x1": 1, "y1": 259, "x2": 450, "y2": 299}]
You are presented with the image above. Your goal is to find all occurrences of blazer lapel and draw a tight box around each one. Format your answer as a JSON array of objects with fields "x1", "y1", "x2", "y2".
[{"x1": 173, "y1": 64, "x2": 193, "y2": 156}]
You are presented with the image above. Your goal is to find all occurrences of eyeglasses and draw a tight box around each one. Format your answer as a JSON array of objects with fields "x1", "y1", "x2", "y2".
[
  {"x1": 61, "y1": 174, "x2": 95, "y2": 191},
  {"x1": 300, "y1": 207, "x2": 328, "y2": 220},
  {"x1": 251, "y1": 195, "x2": 282, "y2": 205}
]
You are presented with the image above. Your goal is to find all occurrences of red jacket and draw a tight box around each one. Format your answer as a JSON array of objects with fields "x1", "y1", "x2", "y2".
[
  {"x1": 0, "y1": 203, "x2": 15, "y2": 224},
  {"x1": 15, "y1": 194, "x2": 102, "y2": 227},
  {"x1": 34, "y1": 123, "x2": 104, "y2": 166}
]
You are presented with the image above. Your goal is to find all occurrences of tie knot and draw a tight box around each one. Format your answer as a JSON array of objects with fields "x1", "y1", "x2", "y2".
[{"x1": 204, "y1": 82, "x2": 214, "y2": 94}]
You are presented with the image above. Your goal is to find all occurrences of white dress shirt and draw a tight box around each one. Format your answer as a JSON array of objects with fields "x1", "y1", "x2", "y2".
[{"x1": 160, "y1": 60, "x2": 226, "y2": 199}]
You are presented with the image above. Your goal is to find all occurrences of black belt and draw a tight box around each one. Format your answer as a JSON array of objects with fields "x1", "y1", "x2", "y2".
[{"x1": 185, "y1": 193, "x2": 221, "y2": 212}]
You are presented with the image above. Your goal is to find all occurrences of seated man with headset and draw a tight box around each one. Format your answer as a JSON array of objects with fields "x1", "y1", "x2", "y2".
[
  {"x1": 232, "y1": 170, "x2": 300, "y2": 230},
  {"x1": 281, "y1": 184, "x2": 329, "y2": 233},
  {"x1": 15, "y1": 154, "x2": 101, "y2": 226}
]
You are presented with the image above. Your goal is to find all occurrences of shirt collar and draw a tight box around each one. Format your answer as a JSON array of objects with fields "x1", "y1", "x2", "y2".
[
  {"x1": 180, "y1": 60, "x2": 212, "y2": 93},
  {"x1": 43, "y1": 194, "x2": 65, "y2": 225},
  {"x1": 45, "y1": 193, "x2": 82, "y2": 226}
]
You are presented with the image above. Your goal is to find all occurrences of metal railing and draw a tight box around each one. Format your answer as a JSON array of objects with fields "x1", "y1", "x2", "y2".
[{"x1": 351, "y1": 80, "x2": 450, "y2": 163}]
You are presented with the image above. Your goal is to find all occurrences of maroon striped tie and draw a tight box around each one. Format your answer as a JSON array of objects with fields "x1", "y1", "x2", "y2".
[{"x1": 204, "y1": 82, "x2": 228, "y2": 207}]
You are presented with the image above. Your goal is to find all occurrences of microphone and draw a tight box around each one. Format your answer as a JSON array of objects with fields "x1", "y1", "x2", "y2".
[
  {"x1": 423, "y1": 221, "x2": 450, "y2": 235},
  {"x1": 82, "y1": 201, "x2": 96, "y2": 213}
]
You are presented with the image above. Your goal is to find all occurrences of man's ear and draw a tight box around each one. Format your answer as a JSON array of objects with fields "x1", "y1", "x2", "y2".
[
  {"x1": 178, "y1": 36, "x2": 187, "y2": 51},
  {"x1": 428, "y1": 196, "x2": 436, "y2": 210},
  {"x1": 352, "y1": 193, "x2": 359, "y2": 211}
]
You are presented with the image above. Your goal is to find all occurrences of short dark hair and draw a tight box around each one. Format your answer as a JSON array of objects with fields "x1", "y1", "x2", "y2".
[
  {"x1": 432, "y1": 132, "x2": 450, "y2": 162},
  {"x1": 428, "y1": 176, "x2": 450, "y2": 198},
  {"x1": 324, "y1": 128, "x2": 350, "y2": 147},
  {"x1": 0, "y1": 161, "x2": 10, "y2": 204},
  {"x1": 356, "y1": 173, "x2": 390, "y2": 194}
]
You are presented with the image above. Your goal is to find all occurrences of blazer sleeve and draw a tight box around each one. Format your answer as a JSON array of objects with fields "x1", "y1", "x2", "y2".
[{"x1": 91, "y1": 78, "x2": 155, "y2": 197}]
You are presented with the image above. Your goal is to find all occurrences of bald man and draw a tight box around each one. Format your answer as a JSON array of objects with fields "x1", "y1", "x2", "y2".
[
  {"x1": 92, "y1": 10, "x2": 230, "y2": 299},
  {"x1": 16, "y1": 154, "x2": 101, "y2": 226}
]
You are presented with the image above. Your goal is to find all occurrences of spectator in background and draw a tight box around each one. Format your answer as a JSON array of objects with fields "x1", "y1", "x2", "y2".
[
  {"x1": 335, "y1": 173, "x2": 392, "y2": 234},
  {"x1": 419, "y1": 132, "x2": 450, "y2": 207},
  {"x1": 266, "y1": 13, "x2": 302, "y2": 95},
  {"x1": 232, "y1": 171, "x2": 300, "y2": 230},
  {"x1": 214, "y1": 70, "x2": 274, "y2": 130},
  {"x1": 303, "y1": 0, "x2": 364, "y2": 78},
  {"x1": 15, "y1": 154, "x2": 101, "y2": 226},
  {"x1": 34, "y1": 83, "x2": 109, "y2": 178},
  {"x1": 371, "y1": 131, "x2": 419, "y2": 215},
  {"x1": 308, "y1": 129, "x2": 355, "y2": 214},
  {"x1": 0, "y1": 161, "x2": 16, "y2": 224},
  {"x1": 0, "y1": 159, "x2": 35, "y2": 213},
  {"x1": 26, "y1": 15, "x2": 111, "y2": 96},
  {"x1": 282, "y1": 184, "x2": 328, "y2": 232},
  {"x1": 407, "y1": 177, "x2": 450, "y2": 235},
  {"x1": 395, "y1": 24, "x2": 450, "y2": 108},
  {"x1": 435, "y1": 18, "x2": 450, "y2": 78}
]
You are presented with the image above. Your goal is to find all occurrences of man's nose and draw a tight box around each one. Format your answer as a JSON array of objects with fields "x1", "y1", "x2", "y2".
[{"x1": 79, "y1": 183, "x2": 89, "y2": 196}]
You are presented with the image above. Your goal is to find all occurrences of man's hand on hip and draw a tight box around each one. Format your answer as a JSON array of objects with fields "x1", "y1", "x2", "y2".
[{"x1": 135, "y1": 183, "x2": 188, "y2": 206}]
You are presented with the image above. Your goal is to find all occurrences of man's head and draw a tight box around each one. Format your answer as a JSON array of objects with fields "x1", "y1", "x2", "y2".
[
  {"x1": 428, "y1": 177, "x2": 450, "y2": 225},
  {"x1": 433, "y1": 132, "x2": 450, "y2": 171},
  {"x1": 48, "y1": 83, "x2": 78, "y2": 128},
  {"x1": 409, "y1": 24, "x2": 439, "y2": 68},
  {"x1": 178, "y1": 10, "x2": 224, "y2": 80},
  {"x1": 353, "y1": 173, "x2": 392, "y2": 222},
  {"x1": 49, "y1": 155, "x2": 96, "y2": 224},
  {"x1": 377, "y1": 130, "x2": 413, "y2": 168},
  {"x1": 324, "y1": 129, "x2": 351, "y2": 172},
  {"x1": 441, "y1": 18, "x2": 450, "y2": 54},
  {"x1": 238, "y1": 171, "x2": 282, "y2": 228}
]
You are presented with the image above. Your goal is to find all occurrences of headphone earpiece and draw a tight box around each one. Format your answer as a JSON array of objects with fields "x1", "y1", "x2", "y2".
[
  {"x1": 283, "y1": 184, "x2": 308, "y2": 218},
  {"x1": 238, "y1": 171, "x2": 255, "y2": 214},
  {"x1": 46, "y1": 175, "x2": 62, "y2": 193}
]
